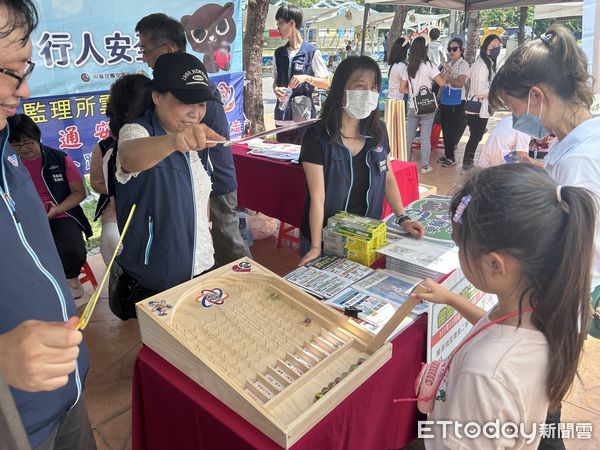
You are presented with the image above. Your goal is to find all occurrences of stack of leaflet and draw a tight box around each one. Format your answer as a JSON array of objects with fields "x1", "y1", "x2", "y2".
[
  {"x1": 325, "y1": 269, "x2": 427, "y2": 337},
  {"x1": 323, "y1": 212, "x2": 386, "y2": 266},
  {"x1": 377, "y1": 237, "x2": 460, "y2": 281},
  {"x1": 284, "y1": 255, "x2": 374, "y2": 300},
  {"x1": 245, "y1": 138, "x2": 300, "y2": 162}
]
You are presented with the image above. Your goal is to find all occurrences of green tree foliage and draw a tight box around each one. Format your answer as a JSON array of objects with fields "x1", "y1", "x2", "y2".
[
  {"x1": 480, "y1": 7, "x2": 534, "y2": 29},
  {"x1": 286, "y1": 0, "x2": 319, "y2": 7},
  {"x1": 479, "y1": 7, "x2": 582, "y2": 37}
]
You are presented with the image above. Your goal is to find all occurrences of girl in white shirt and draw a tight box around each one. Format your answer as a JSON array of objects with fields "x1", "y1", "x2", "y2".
[
  {"x1": 401, "y1": 37, "x2": 445, "y2": 174},
  {"x1": 412, "y1": 164, "x2": 594, "y2": 449},
  {"x1": 462, "y1": 34, "x2": 501, "y2": 172},
  {"x1": 386, "y1": 37, "x2": 409, "y2": 101}
]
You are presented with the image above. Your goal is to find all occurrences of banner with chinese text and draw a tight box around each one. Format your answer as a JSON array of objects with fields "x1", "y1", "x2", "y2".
[{"x1": 18, "y1": 0, "x2": 244, "y2": 174}]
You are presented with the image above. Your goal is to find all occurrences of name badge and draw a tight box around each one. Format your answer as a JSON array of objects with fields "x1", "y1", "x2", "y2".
[{"x1": 294, "y1": 62, "x2": 305, "y2": 72}]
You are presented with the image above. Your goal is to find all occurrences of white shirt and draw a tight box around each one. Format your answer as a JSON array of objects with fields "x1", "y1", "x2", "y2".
[
  {"x1": 426, "y1": 311, "x2": 549, "y2": 450},
  {"x1": 478, "y1": 116, "x2": 530, "y2": 168},
  {"x1": 545, "y1": 116, "x2": 600, "y2": 290},
  {"x1": 387, "y1": 62, "x2": 407, "y2": 100},
  {"x1": 466, "y1": 57, "x2": 494, "y2": 118},
  {"x1": 427, "y1": 41, "x2": 444, "y2": 67},
  {"x1": 115, "y1": 123, "x2": 215, "y2": 276},
  {"x1": 272, "y1": 47, "x2": 329, "y2": 81},
  {"x1": 402, "y1": 61, "x2": 440, "y2": 110},
  {"x1": 445, "y1": 57, "x2": 470, "y2": 100}
]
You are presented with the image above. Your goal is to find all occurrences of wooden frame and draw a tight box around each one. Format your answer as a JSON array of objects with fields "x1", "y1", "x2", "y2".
[{"x1": 136, "y1": 258, "x2": 416, "y2": 448}]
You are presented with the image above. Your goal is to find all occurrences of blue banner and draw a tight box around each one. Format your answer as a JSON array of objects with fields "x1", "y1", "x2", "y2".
[{"x1": 18, "y1": 0, "x2": 244, "y2": 174}]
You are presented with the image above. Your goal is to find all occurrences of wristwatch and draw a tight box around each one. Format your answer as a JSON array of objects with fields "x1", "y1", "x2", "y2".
[{"x1": 395, "y1": 214, "x2": 411, "y2": 227}]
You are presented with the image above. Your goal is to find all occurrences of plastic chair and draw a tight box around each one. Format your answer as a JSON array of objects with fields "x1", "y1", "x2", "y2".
[
  {"x1": 277, "y1": 222, "x2": 300, "y2": 248},
  {"x1": 79, "y1": 261, "x2": 98, "y2": 289}
]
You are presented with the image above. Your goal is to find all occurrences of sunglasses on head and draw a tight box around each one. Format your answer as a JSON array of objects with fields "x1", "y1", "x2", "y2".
[{"x1": 447, "y1": 46, "x2": 460, "y2": 52}]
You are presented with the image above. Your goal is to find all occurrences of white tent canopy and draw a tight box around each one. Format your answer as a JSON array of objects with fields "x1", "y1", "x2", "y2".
[
  {"x1": 534, "y1": 2, "x2": 582, "y2": 19},
  {"x1": 242, "y1": 3, "x2": 446, "y2": 31},
  {"x1": 366, "y1": 0, "x2": 582, "y2": 11}
]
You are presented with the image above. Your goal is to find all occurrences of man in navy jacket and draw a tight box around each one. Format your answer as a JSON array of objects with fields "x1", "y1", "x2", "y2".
[{"x1": 0, "y1": 1, "x2": 94, "y2": 448}]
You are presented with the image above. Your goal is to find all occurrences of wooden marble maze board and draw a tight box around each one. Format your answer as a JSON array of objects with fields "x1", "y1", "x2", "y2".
[
  {"x1": 136, "y1": 258, "x2": 393, "y2": 448},
  {"x1": 405, "y1": 195, "x2": 453, "y2": 244}
]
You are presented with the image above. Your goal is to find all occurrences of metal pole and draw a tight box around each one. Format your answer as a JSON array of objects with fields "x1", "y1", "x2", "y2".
[{"x1": 361, "y1": 4, "x2": 370, "y2": 55}]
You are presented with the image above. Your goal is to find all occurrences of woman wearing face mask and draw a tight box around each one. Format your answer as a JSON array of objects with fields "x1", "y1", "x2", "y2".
[
  {"x1": 489, "y1": 24, "x2": 600, "y2": 450},
  {"x1": 298, "y1": 56, "x2": 425, "y2": 265},
  {"x1": 401, "y1": 36, "x2": 446, "y2": 175},
  {"x1": 462, "y1": 34, "x2": 501, "y2": 172},
  {"x1": 438, "y1": 37, "x2": 469, "y2": 168}
]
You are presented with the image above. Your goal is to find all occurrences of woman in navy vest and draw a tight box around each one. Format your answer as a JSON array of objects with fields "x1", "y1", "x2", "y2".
[
  {"x1": 298, "y1": 56, "x2": 425, "y2": 265},
  {"x1": 7, "y1": 114, "x2": 92, "y2": 300}
]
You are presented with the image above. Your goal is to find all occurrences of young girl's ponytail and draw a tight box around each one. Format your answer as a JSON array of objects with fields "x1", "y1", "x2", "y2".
[{"x1": 532, "y1": 185, "x2": 595, "y2": 412}]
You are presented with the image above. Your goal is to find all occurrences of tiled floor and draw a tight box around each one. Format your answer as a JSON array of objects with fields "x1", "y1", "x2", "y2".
[{"x1": 78, "y1": 116, "x2": 600, "y2": 449}]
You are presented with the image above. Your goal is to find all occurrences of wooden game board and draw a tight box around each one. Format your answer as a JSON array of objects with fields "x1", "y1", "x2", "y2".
[{"x1": 136, "y1": 258, "x2": 413, "y2": 448}]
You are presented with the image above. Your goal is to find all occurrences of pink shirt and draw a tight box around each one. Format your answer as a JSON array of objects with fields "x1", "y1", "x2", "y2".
[{"x1": 21, "y1": 155, "x2": 82, "y2": 219}]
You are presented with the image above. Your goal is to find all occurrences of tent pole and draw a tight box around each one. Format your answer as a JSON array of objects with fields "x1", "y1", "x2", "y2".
[
  {"x1": 592, "y1": 0, "x2": 600, "y2": 94},
  {"x1": 463, "y1": 0, "x2": 470, "y2": 32},
  {"x1": 361, "y1": 4, "x2": 370, "y2": 55}
]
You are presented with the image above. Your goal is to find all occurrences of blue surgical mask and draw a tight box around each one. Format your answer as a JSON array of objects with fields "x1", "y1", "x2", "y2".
[{"x1": 512, "y1": 92, "x2": 551, "y2": 140}]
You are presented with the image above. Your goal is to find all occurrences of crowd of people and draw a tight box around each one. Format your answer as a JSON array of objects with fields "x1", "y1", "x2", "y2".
[{"x1": 1, "y1": 1, "x2": 599, "y2": 449}]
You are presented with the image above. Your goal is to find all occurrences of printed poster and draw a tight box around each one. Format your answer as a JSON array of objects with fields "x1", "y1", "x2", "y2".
[
  {"x1": 17, "y1": 0, "x2": 245, "y2": 174},
  {"x1": 427, "y1": 268, "x2": 498, "y2": 362}
]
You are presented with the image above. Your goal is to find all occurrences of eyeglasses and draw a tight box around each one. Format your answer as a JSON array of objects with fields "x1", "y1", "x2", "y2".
[
  {"x1": 10, "y1": 139, "x2": 36, "y2": 149},
  {"x1": 0, "y1": 60, "x2": 35, "y2": 90},
  {"x1": 447, "y1": 46, "x2": 460, "y2": 53},
  {"x1": 139, "y1": 43, "x2": 167, "y2": 56}
]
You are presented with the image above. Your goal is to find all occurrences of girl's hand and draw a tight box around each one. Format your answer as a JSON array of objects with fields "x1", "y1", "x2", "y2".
[
  {"x1": 401, "y1": 220, "x2": 425, "y2": 239},
  {"x1": 299, "y1": 247, "x2": 321, "y2": 267},
  {"x1": 410, "y1": 279, "x2": 453, "y2": 305}
]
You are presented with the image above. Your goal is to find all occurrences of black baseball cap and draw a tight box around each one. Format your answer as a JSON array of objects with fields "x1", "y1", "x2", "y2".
[{"x1": 152, "y1": 52, "x2": 221, "y2": 104}]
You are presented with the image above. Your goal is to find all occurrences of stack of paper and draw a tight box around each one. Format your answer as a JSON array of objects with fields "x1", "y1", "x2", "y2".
[
  {"x1": 377, "y1": 237, "x2": 460, "y2": 281},
  {"x1": 284, "y1": 255, "x2": 374, "y2": 300},
  {"x1": 245, "y1": 138, "x2": 300, "y2": 161},
  {"x1": 326, "y1": 269, "x2": 427, "y2": 329}
]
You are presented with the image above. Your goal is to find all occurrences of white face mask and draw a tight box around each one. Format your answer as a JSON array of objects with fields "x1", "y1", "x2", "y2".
[{"x1": 342, "y1": 89, "x2": 380, "y2": 120}]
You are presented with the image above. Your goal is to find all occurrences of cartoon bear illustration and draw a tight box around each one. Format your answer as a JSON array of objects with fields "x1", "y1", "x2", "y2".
[{"x1": 181, "y1": 3, "x2": 236, "y2": 74}]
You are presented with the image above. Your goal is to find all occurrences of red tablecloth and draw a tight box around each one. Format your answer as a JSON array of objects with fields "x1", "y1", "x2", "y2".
[
  {"x1": 132, "y1": 316, "x2": 427, "y2": 450},
  {"x1": 233, "y1": 145, "x2": 419, "y2": 228}
]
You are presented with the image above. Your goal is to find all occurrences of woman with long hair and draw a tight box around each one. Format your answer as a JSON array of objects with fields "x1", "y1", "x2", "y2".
[
  {"x1": 438, "y1": 37, "x2": 469, "y2": 168},
  {"x1": 401, "y1": 36, "x2": 445, "y2": 174},
  {"x1": 387, "y1": 37, "x2": 409, "y2": 101},
  {"x1": 461, "y1": 34, "x2": 501, "y2": 172},
  {"x1": 489, "y1": 24, "x2": 600, "y2": 448},
  {"x1": 89, "y1": 74, "x2": 153, "y2": 266},
  {"x1": 298, "y1": 56, "x2": 424, "y2": 265}
]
